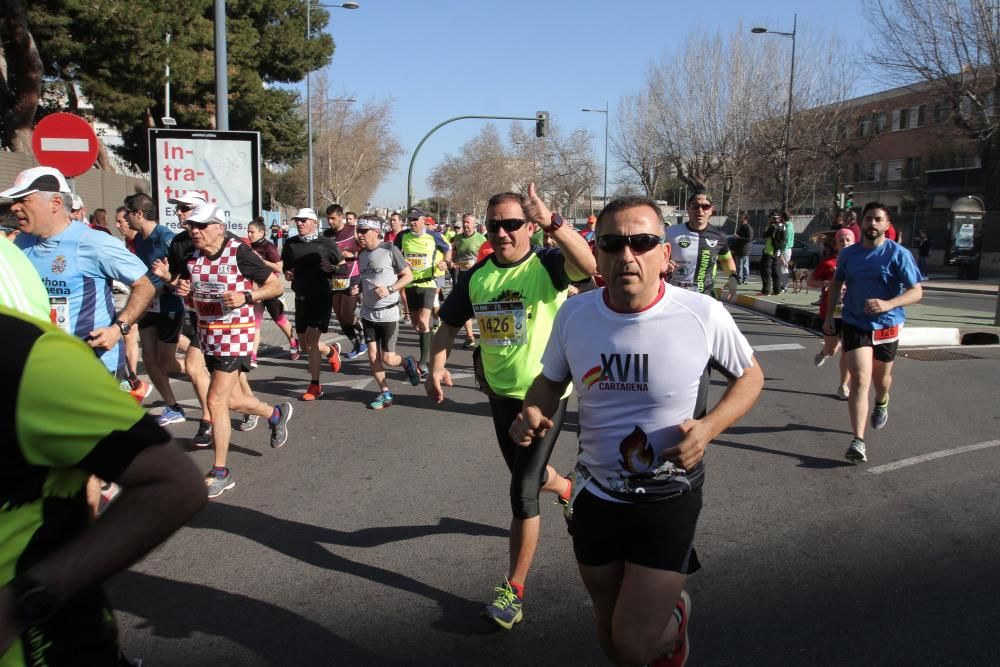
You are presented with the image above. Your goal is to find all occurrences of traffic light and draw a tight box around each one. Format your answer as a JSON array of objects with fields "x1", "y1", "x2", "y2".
[
  {"x1": 836, "y1": 193, "x2": 845, "y2": 210},
  {"x1": 535, "y1": 111, "x2": 549, "y2": 138},
  {"x1": 845, "y1": 184, "x2": 854, "y2": 210}
]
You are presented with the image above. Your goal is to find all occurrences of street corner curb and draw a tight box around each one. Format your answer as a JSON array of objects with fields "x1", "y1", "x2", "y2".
[{"x1": 899, "y1": 327, "x2": 961, "y2": 347}]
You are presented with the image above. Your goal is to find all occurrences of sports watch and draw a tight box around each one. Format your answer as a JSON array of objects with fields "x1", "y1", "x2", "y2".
[
  {"x1": 9, "y1": 576, "x2": 58, "y2": 630},
  {"x1": 243, "y1": 291, "x2": 254, "y2": 305},
  {"x1": 549, "y1": 213, "x2": 565, "y2": 232},
  {"x1": 114, "y1": 319, "x2": 131, "y2": 336}
]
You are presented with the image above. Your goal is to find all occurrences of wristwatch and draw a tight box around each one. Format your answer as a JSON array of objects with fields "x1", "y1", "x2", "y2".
[
  {"x1": 114, "y1": 319, "x2": 131, "y2": 336},
  {"x1": 549, "y1": 213, "x2": 565, "y2": 231},
  {"x1": 243, "y1": 291, "x2": 254, "y2": 305},
  {"x1": 387, "y1": 285, "x2": 395, "y2": 294},
  {"x1": 9, "y1": 576, "x2": 58, "y2": 630}
]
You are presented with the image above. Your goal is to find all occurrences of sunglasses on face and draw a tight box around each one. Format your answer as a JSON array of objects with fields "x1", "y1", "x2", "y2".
[
  {"x1": 485, "y1": 218, "x2": 527, "y2": 234},
  {"x1": 188, "y1": 221, "x2": 217, "y2": 230},
  {"x1": 688, "y1": 203, "x2": 712, "y2": 211},
  {"x1": 177, "y1": 204, "x2": 195, "y2": 213},
  {"x1": 595, "y1": 233, "x2": 663, "y2": 254}
]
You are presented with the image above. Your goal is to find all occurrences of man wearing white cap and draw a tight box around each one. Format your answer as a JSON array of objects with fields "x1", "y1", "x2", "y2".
[
  {"x1": 69, "y1": 193, "x2": 88, "y2": 225},
  {"x1": 152, "y1": 191, "x2": 243, "y2": 447},
  {"x1": 281, "y1": 207, "x2": 346, "y2": 400},
  {"x1": 4, "y1": 166, "x2": 154, "y2": 379},
  {"x1": 174, "y1": 203, "x2": 293, "y2": 498}
]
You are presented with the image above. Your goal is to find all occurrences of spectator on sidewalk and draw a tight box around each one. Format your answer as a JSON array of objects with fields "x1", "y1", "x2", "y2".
[
  {"x1": 916, "y1": 229, "x2": 930, "y2": 279},
  {"x1": 759, "y1": 211, "x2": 785, "y2": 295},
  {"x1": 778, "y1": 211, "x2": 794, "y2": 292},
  {"x1": 732, "y1": 213, "x2": 753, "y2": 284}
]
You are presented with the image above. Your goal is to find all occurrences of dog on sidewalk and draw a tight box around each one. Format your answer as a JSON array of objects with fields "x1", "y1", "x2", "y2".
[{"x1": 789, "y1": 261, "x2": 810, "y2": 293}]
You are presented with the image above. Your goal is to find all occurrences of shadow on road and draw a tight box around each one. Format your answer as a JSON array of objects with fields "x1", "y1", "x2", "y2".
[
  {"x1": 713, "y1": 438, "x2": 855, "y2": 469},
  {"x1": 187, "y1": 504, "x2": 509, "y2": 636}
]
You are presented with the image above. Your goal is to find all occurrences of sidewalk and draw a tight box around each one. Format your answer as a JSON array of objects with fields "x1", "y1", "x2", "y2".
[{"x1": 729, "y1": 277, "x2": 1000, "y2": 347}]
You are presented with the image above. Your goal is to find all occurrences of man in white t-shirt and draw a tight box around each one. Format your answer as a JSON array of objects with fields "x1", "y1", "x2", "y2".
[
  {"x1": 510, "y1": 195, "x2": 763, "y2": 667},
  {"x1": 354, "y1": 215, "x2": 421, "y2": 409}
]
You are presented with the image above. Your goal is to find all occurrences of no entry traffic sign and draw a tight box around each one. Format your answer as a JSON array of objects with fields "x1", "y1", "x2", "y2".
[{"x1": 31, "y1": 113, "x2": 99, "y2": 178}]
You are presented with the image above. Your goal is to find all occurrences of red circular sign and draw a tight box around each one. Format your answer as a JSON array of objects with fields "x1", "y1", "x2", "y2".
[{"x1": 31, "y1": 112, "x2": 99, "y2": 178}]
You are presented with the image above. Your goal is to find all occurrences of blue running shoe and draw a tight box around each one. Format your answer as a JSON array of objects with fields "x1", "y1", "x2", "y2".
[
  {"x1": 345, "y1": 342, "x2": 368, "y2": 360},
  {"x1": 481, "y1": 579, "x2": 523, "y2": 630},
  {"x1": 871, "y1": 399, "x2": 889, "y2": 430},
  {"x1": 403, "y1": 355, "x2": 421, "y2": 386},
  {"x1": 368, "y1": 391, "x2": 393, "y2": 410},
  {"x1": 156, "y1": 405, "x2": 186, "y2": 426}
]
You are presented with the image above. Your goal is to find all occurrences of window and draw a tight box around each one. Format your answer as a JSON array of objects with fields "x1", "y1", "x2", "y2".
[
  {"x1": 858, "y1": 115, "x2": 871, "y2": 137},
  {"x1": 892, "y1": 108, "x2": 902, "y2": 131},
  {"x1": 887, "y1": 159, "x2": 903, "y2": 182},
  {"x1": 933, "y1": 100, "x2": 950, "y2": 124},
  {"x1": 914, "y1": 104, "x2": 926, "y2": 127},
  {"x1": 904, "y1": 156, "x2": 922, "y2": 178},
  {"x1": 874, "y1": 111, "x2": 886, "y2": 132}
]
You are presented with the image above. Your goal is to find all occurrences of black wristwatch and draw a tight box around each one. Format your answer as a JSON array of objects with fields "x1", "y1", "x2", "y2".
[
  {"x1": 243, "y1": 291, "x2": 254, "y2": 305},
  {"x1": 549, "y1": 213, "x2": 565, "y2": 232},
  {"x1": 114, "y1": 319, "x2": 131, "y2": 336},
  {"x1": 9, "y1": 576, "x2": 58, "y2": 630}
]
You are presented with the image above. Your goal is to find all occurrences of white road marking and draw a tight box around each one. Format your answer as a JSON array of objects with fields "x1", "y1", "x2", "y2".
[
  {"x1": 752, "y1": 343, "x2": 805, "y2": 352},
  {"x1": 867, "y1": 440, "x2": 1000, "y2": 475},
  {"x1": 450, "y1": 372, "x2": 473, "y2": 380},
  {"x1": 40, "y1": 137, "x2": 91, "y2": 152},
  {"x1": 326, "y1": 377, "x2": 374, "y2": 390}
]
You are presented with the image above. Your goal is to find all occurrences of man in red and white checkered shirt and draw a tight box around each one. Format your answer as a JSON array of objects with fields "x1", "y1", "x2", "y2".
[{"x1": 176, "y1": 204, "x2": 294, "y2": 499}]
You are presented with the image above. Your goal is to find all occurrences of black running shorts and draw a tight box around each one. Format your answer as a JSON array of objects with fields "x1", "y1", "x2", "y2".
[
  {"x1": 294, "y1": 292, "x2": 334, "y2": 334},
  {"x1": 840, "y1": 321, "x2": 899, "y2": 363},
  {"x1": 361, "y1": 318, "x2": 399, "y2": 352},
  {"x1": 138, "y1": 311, "x2": 183, "y2": 344},
  {"x1": 404, "y1": 286, "x2": 437, "y2": 312},
  {"x1": 204, "y1": 355, "x2": 252, "y2": 374},
  {"x1": 570, "y1": 486, "x2": 703, "y2": 573}
]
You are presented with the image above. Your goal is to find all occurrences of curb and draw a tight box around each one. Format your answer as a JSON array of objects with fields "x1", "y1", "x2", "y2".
[
  {"x1": 733, "y1": 294, "x2": 981, "y2": 347},
  {"x1": 922, "y1": 284, "x2": 998, "y2": 296}
]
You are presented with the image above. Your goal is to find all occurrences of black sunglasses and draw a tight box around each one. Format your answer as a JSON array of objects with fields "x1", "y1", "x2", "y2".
[
  {"x1": 177, "y1": 204, "x2": 195, "y2": 213},
  {"x1": 187, "y1": 221, "x2": 216, "y2": 230},
  {"x1": 485, "y1": 218, "x2": 528, "y2": 234},
  {"x1": 687, "y1": 202, "x2": 712, "y2": 211},
  {"x1": 595, "y1": 233, "x2": 663, "y2": 254}
]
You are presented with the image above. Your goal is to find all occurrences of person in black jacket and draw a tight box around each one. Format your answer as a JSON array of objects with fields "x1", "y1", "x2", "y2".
[{"x1": 732, "y1": 213, "x2": 753, "y2": 284}]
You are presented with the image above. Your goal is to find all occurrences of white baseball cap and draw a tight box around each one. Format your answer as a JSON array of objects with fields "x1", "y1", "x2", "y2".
[
  {"x1": 185, "y1": 204, "x2": 225, "y2": 225},
  {"x1": 0, "y1": 166, "x2": 72, "y2": 200},
  {"x1": 71, "y1": 194, "x2": 84, "y2": 210},
  {"x1": 292, "y1": 208, "x2": 318, "y2": 221},
  {"x1": 167, "y1": 191, "x2": 209, "y2": 207}
]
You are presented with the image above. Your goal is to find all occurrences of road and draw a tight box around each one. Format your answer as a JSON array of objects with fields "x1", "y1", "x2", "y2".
[{"x1": 109, "y1": 305, "x2": 1000, "y2": 665}]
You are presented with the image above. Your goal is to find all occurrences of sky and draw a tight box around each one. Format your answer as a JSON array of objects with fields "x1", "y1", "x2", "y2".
[{"x1": 311, "y1": 0, "x2": 876, "y2": 210}]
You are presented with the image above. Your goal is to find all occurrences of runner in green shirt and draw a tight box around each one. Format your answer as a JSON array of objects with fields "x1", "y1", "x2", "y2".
[{"x1": 449, "y1": 214, "x2": 488, "y2": 348}]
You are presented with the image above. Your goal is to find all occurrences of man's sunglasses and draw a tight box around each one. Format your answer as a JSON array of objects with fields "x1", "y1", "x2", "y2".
[
  {"x1": 176, "y1": 204, "x2": 195, "y2": 213},
  {"x1": 595, "y1": 233, "x2": 663, "y2": 254},
  {"x1": 485, "y1": 218, "x2": 527, "y2": 234},
  {"x1": 187, "y1": 221, "x2": 217, "y2": 230},
  {"x1": 687, "y1": 202, "x2": 712, "y2": 211}
]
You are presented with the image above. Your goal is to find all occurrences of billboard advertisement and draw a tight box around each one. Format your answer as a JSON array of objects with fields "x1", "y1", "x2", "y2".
[{"x1": 148, "y1": 129, "x2": 261, "y2": 236}]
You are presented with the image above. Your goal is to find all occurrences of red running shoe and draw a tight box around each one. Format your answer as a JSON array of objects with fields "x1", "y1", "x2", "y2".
[
  {"x1": 300, "y1": 383, "x2": 324, "y2": 401},
  {"x1": 651, "y1": 590, "x2": 691, "y2": 667},
  {"x1": 327, "y1": 342, "x2": 342, "y2": 373}
]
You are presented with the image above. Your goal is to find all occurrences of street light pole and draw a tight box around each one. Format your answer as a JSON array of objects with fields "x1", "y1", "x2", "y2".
[
  {"x1": 752, "y1": 14, "x2": 797, "y2": 213},
  {"x1": 305, "y1": 1, "x2": 359, "y2": 210},
  {"x1": 582, "y1": 103, "x2": 609, "y2": 212}
]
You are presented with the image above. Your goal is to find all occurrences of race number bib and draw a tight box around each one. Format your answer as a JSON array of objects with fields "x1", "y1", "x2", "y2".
[
  {"x1": 331, "y1": 276, "x2": 351, "y2": 290},
  {"x1": 191, "y1": 281, "x2": 227, "y2": 319},
  {"x1": 49, "y1": 296, "x2": 71, "y2": 333},
  {"x1": 405, "y1": 253, "x2": 430, "y2": 271},
  {"x1": 474, "y1": 300, "x2": 527, "y2": 346},
  {"x1": 872, "y1": 323, "x2": 902, "y2": 345}
]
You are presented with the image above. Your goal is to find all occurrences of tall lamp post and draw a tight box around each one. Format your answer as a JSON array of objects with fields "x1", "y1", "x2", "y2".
[
  {"x1": 582, "y1": 102, "x2": 609, "y2": 212},
  {"x1": 752, "y1": 14, "x2": 797, "y2": 213},
  {"x1": 306, "y1": 1, "x2": 359, "y2": 210}
]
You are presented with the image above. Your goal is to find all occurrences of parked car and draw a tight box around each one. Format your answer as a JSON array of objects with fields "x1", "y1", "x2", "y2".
[{"x1": 732, "y1": 237, "x2": 821, "y2": 268}]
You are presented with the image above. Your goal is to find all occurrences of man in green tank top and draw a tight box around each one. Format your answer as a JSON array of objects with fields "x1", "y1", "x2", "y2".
[{"x1": 426, "y1": 183, "x2": 596, "y2": 630}]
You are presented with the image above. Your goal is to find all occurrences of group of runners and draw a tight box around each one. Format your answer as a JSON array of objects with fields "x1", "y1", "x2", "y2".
[{"x1": 0, "y1": 163, "x2": 923, "y2": 666}]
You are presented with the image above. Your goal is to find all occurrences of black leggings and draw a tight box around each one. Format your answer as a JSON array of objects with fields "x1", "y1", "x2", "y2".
[{"x1": 488, "y1": 395, "x2": 569, "y2": 520}]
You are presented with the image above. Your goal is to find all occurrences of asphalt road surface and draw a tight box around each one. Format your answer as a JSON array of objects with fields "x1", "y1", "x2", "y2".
[{"x1": 109, "y1": 305, "x2": 1000, "y2": 666}]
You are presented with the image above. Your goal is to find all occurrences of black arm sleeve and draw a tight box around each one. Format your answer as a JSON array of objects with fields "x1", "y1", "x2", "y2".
[
  {"x1": 235, "y1": 244, "x2": 276, "y2": 286},
  {"x1": 438, "y1": 267, "x2": 475, "y2": 327}
]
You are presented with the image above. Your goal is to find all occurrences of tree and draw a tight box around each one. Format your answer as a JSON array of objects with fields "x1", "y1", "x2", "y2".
[
  {"x1": 863, "y1": 0, "x2": 1000, "y2": 208},
  {"x1": 0, "y1": 1, "x2": 42, "y2": 153},
  {"x1": 611, "y1": 90, "x2": 667, "y2": 197},
  {"x1": 0, "y1": 0, "x2": 335, "y2": 168},
  {"x1": 429, "y1": 123, "x2": 514, "y2": 215},
  {"x1": 539, "y1": 124, "x2": 600, "y2": 215}
]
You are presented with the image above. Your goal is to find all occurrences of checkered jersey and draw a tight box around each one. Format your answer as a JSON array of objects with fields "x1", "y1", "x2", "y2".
[{"x1": 188, "y1": 238, "x2": 256, "y2": 357}]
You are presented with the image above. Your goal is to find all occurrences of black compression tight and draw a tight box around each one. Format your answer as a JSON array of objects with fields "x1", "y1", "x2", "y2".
[{"x1": 488, "y1": 395, "x2": 569, "y2": 520}]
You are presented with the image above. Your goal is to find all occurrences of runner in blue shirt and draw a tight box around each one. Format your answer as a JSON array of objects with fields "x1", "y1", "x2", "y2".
[
  {"x1": 128, "y1": 192, "x2": 189, "y2": 425},
  {"x1": 822, "y1": 202, "x2": 922, "y2": 464},
  {"x1": 3, "y1": 167, "x2": 153, "y2": 378}
]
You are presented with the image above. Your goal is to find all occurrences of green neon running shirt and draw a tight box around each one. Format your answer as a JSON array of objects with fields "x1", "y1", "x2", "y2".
[
  {"x1": 0, "y1": 306, "x2": 170, "y2": 667},
  {"x1": 440, "y1": 247, "x2": 570, "y2": 399},
  {"x1": 0, "y1": 237, "x2": 51, "y2": 323}
]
